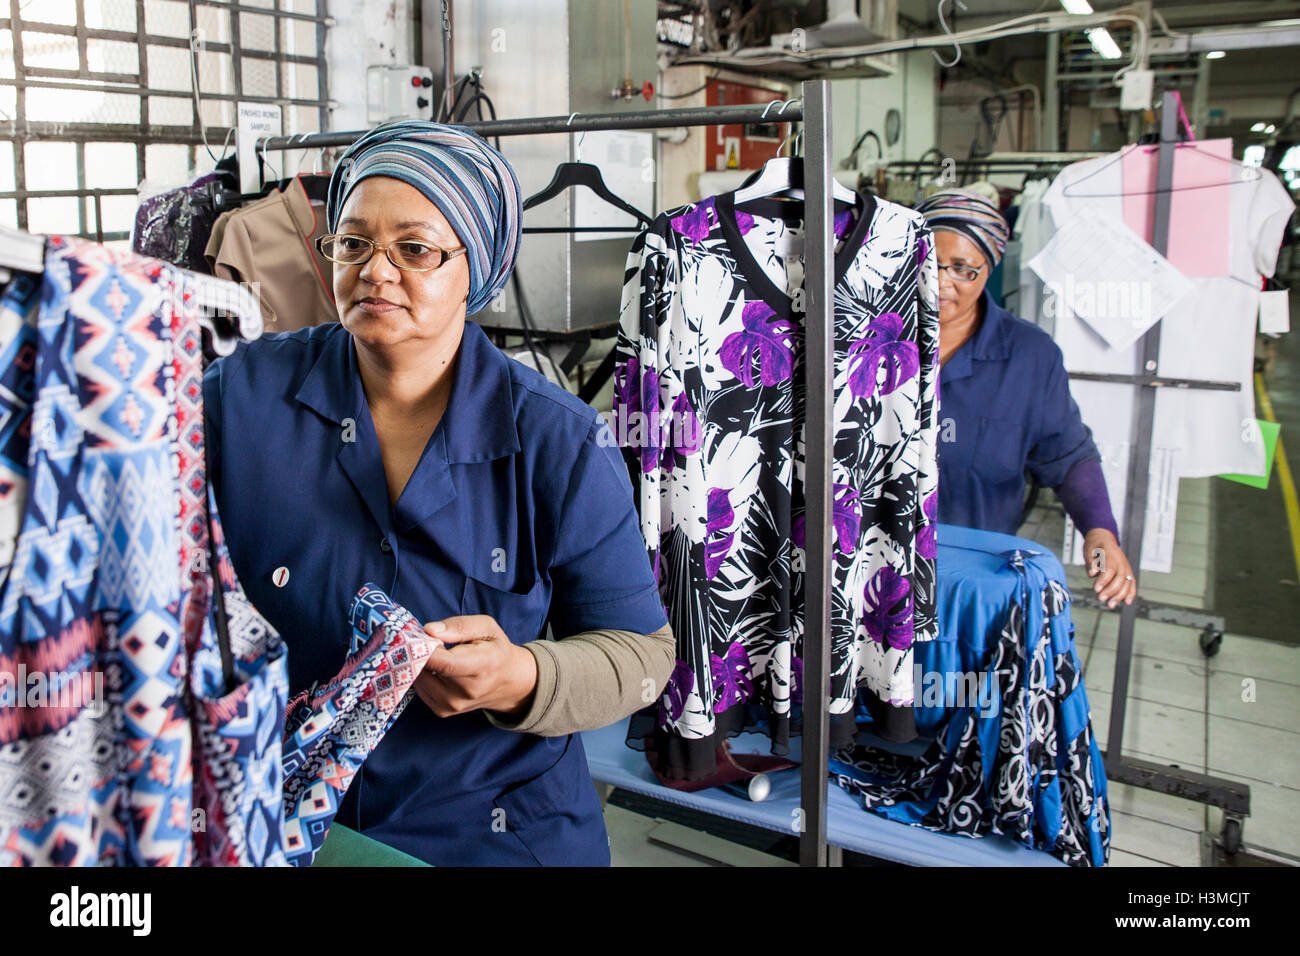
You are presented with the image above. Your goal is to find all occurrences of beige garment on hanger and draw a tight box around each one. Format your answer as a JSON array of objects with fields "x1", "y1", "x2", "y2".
[{"x1": 205, "y1": 176, "x2": 336, "y2": 332}]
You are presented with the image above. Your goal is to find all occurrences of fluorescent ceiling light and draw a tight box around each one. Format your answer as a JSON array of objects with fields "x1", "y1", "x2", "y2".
[
  {"x1": 1206, "y1": 50, "x2": 1226, "y2": 59},
  {"x1": 1087, "y1": 28, "x2": 1123, "y2": 59},
  {"x1": 1059, "y1": 1, "x2": 1119, "y2": 59},
  {"x1": 1266, "y1": 124, "x2": 1276, "y2": 134},
  {"x1": 1252, "y1": 122, "x2": 1268, "y2": 131}
]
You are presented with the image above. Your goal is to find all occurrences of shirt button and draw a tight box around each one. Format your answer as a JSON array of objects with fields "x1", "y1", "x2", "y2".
[{"x1": 380, "y1": 537, "x2": 392, "y2": 553}]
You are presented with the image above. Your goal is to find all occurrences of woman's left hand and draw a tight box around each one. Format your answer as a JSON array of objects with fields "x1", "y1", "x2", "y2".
[
  {"x1": 414, "y1": 615, "x2": 539, "y2": 719},
  {"x1": 1083, "y1": 527, "x2": 1137, "y2": 609}
]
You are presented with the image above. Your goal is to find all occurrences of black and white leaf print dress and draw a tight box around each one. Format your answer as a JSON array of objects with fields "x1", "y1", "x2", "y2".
[{"x1": 614, "y1": 189, "x2": 940, "y2": 779}]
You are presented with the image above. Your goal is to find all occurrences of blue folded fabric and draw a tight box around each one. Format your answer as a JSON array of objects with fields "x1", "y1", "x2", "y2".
[{"x1": 833, "y1": 524, "x2": 1111, "y2": 866}]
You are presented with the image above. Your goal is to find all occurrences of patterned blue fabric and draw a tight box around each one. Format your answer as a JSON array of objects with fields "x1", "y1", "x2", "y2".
[
  {"x1": 0, "y1": 238, "x2": 289, "y2": 866},
  {"x1": 280, "y1": 583, "x2": 441, "y2": 867},
  {"x1": 326, "y1": 120, "x2": 522, "y2": 315},
  {"x1": 190, "y1": 484, "x2": 290, "y2": 867},
  {"x1": 831, "y1": 524, "x2": 1111, "y2": 866}
]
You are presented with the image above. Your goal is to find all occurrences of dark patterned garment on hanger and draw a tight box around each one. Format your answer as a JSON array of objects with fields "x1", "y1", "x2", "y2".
[
  {"x1": 132, "y1": 176, "x2": 229, "y2": 273},
  {"x1": 615, "y1": 189, "x2": 941, "y2": 779}
]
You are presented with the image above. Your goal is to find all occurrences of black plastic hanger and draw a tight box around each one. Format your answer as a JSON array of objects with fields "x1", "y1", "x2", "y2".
[
  {"x1": 203, "y1": 479, "x2": 236, "y2": 694},
  {"x1": 523, "y1": 162, "x2": 652, "y2": 233},
  {"x1": 296, "y1": 173, "x2": 330, "y2": 203}
]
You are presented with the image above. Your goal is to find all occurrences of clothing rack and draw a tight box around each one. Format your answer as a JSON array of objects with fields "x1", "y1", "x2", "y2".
[
  {"x1": 1069, "y1": 91, "x2": 1250, "y2": 852},
  {"x1": 886, "y1": 156, "x2": 1098, "y2": 188},
  {"x1": 255, "y1": 82, "x2": 842, "y2": 867}
]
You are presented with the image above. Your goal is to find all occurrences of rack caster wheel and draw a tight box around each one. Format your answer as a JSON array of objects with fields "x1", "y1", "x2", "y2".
[
  {"x1": 1199, "y1": 629, "x2": 1223, "y2": 658},
  {"x1": 1221, "y1": 816, "x2": 1243, "y2": 855}
]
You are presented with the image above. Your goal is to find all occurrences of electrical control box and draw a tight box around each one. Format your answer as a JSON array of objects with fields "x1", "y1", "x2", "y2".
[
  {"x1": 367, "y1": 65, "x2": 435, "y2": 123},
  {"x1": 1120, "y1": 70, "x2": 1155, "y2": 111}
]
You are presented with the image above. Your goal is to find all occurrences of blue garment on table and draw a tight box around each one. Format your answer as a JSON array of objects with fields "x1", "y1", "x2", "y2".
[
  {"x1": 938, "y1": 289, "x2": 1101, "y2": 535},
  {"x1": 203, "y1": 318, "x2": 667, "y2": 866},
  {"x1": 832, "y1": 524, "x2": 1111, "y2": 867}
]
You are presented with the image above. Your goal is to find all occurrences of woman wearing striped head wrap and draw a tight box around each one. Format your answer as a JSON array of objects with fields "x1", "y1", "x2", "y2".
[
  {"x1": 915, "y1": 186, "x2": 1136, "y2": 609},
  {"x1": 203, "y1": 120, "x2": 673, "y2": 865}
]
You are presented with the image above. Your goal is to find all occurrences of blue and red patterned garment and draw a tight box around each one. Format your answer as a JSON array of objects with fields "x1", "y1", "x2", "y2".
[
  {"x1": 281, "y1": 583, "x2": 442, "y2": 866},
  {"x1": 0, "y1": 237, "x2": 289, "y2": 865},
  {"x1": 0, "y1": 238, "x2": 457, "y2": 867}
]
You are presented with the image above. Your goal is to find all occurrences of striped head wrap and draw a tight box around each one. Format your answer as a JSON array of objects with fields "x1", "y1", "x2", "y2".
[
  {"x1": 914, "y1": 187, "x2": 1010, "y2": 268},
  {"x1": 327, "y1": 120, "x2": 522, "y2": 315}
]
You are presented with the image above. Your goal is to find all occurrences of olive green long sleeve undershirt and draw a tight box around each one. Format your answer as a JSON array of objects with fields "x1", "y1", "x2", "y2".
[{"x1": 484, "y1": 623, "x2": 675, "y2": 737}]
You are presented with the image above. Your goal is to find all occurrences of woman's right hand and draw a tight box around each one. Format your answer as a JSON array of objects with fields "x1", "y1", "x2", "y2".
[{"x1": 414, "y1": 615, "x2": 538, "y2": 719}]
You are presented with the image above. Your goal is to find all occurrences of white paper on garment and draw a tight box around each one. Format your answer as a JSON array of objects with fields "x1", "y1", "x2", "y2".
[
  {"x1": 1063, "y1": 444, "x2": 1180, "y2": 574},
  {"x1": 1260, "y1": 289, "x2": 1290, "y2": 334},
  {"x1": 1028, "y1": 204, "x2": 1193, "y2": 351}
]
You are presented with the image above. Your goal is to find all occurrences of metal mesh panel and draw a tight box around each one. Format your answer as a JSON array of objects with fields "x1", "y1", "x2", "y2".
[{"x1": 0, "y1": 0, "x2": 330, "y2": 243}]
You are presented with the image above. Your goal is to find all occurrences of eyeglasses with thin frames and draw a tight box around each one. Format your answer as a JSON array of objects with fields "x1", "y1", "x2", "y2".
[
  {"x1": 316, "y1": 234, "x2": 467, "y2": 272},
  {"x1": 937, "y1": 262, "x2": 985, "y2": 283}
]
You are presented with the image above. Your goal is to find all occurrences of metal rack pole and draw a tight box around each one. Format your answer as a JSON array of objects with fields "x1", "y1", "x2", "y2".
[
  {"x1": 256, "y1": 102, "x2": 806, "y2": 151},
  {"x1": 1101, "y1": 90, "x2": 1250, "y2": 836},
  {"x1": 1105, "y1": 91, "x2": 1176, "y2": 782},
  {"x1": 799, "y1": 77, "x2": 834, "y2": 869}
]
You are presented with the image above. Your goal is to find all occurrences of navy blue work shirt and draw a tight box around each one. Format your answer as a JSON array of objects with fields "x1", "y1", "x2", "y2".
[
  {"x1": 203, "y1": 319, "x2": 667, "y2": 866},
  {"x1": 937, "y1": 289, "x2": 1101, "y2": 535}
]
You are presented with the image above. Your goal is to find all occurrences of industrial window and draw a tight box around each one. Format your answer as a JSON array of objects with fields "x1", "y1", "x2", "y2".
[{"x1": 0, "y1": 0, "x2": 329, "y2": 244}]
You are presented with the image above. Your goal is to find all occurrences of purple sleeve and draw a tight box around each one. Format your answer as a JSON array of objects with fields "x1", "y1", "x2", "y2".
[{"x1": 1054, "y1": 456, "x2": 1120, "y2": 542}]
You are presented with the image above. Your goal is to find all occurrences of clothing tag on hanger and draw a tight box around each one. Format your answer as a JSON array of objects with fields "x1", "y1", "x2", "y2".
[{"x1": 1259, "y1": 289, "x2": 1290, "y2": 334}]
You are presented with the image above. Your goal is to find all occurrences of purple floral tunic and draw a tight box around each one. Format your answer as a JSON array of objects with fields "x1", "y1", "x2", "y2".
[{"x1": 614, "y1": 189, "x2": 940, "y2": 778}]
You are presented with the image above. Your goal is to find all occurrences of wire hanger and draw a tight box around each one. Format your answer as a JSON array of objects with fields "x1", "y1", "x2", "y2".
[
  {"x1": 777, "y1": 127, "x2": 803, "y2": 158},
  {"x1": 1060, "y1": 143, "x2": 1262, "y2": 198},
  {"x1": 256, "y1": 133, "x2": 281, "y2": 190},
  {"x1": 1062, "y1": 93, "x2": 1262, "y2": 198},
  {"x1": 732, "y1": 97, "x2": 857, "y2": 208},
  {"x1": 297, "y1": 142, "x2": 327, "y2": 176}
]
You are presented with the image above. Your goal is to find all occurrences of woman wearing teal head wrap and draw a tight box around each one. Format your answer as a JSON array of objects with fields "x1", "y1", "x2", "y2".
[
  {"x1": 325, "y1": 119, "x2": 522, "y2": 317},
  {"x1": 204, "y1": 120, "x2": 673, "y2": 865}
]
